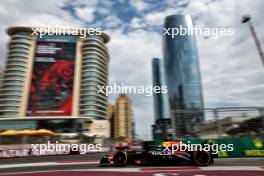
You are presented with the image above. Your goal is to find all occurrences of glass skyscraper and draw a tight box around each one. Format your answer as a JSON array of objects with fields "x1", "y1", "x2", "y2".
[
  {"x1": 152, "y1": 58, "x2": 172, "y2": 140},
  {"x1": 152, "y1": 58, "x2": 170, "y2": 120},
  {"x1": 163, "y1": 15, "x2": 204, "y2": 137}
]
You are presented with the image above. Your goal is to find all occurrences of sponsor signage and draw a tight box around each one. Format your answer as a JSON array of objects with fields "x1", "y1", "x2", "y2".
[{"x1": 27, "y1": 35, "x2": 77, "y2": 116}]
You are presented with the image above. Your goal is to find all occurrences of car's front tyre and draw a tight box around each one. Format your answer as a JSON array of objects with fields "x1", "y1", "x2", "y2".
[{"x1": 113, "y1": 151, "x2": 128, "y2": 166}]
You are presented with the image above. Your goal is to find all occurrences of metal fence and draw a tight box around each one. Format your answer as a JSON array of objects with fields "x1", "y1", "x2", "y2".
[{"x1": 170, "y1": 107, "x2": 264, "y2": 139}]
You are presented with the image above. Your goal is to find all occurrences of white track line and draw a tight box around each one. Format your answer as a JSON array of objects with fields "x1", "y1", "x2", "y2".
[
  {"x1": 200, "y1": 166, "x2": 264, "y2": 171},
  {"x1": 0, "y1": 161, "x2": 98, "y2": 169},
  {"x1": 1, "y1": 167, "x2": 264, "y2": 176},
  {"x1": 0, "y1": 168, "x2": 141, "y2": 175},
  {"x1": 0, "y1": 163, "x2": 263, "y2": 172},
  {"x1": 0, "y1": 170, "x2": 70, "y2": 176}
]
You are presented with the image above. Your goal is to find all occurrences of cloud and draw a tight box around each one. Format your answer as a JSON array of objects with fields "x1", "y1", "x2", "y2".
[
  {"x1": 130, "y1": 17, "x2": 146, "y2": 29},
  {"x1": 74, "y1": 6, "x2": 96, "y2": 22},
  {"x1": 141, "y1": 7, "x2": 183, "y2": 28},
  {"x1": 130, "y1": 0, "x2": 150, "y2": 12},
  {"x1": 97, "y1": 7, "x2": 110, "y2": 16},
  {"x1": 144, "y1": 12, "x2": 165, "y2": 26},
  {"x1": 102, "y1": 15, "x2": 123, "y2": 29}
]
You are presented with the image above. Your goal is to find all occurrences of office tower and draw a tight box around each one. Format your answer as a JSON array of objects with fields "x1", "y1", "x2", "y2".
[
  {"x1": 152, "y1": 58, "x2": 172, "y2": 140},
  {"x1": 114, "y1": 94, "x2": 132, "y2": 142},
  {"x1": 0, "y1": 27, "x2": 110, "y2": 137},
  {"x1": 163, "y1": 15, "x2": 204, "y2": 137},
  {"x1": 152, "y1": 58, "x2": 170, "y2": 120}
]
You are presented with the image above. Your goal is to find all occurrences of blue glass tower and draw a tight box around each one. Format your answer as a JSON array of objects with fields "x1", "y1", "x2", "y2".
[
  {"x1": 163, "y1": 15, "x2": 204, "y2": 137},
  {"x1": 152, "y1": 58, "x2": 172, "y2": 140},
  {"x1": 152, "y1": 58, "x2": 170, "y2": 120}
]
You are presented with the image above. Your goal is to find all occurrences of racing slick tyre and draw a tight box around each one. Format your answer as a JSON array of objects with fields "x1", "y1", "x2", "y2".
[
  {"x1": 113, "y1": 151, "x2": 128, "y2": 166},
  {"x1": 192, "y1": 150, "x2": 211, "y2": 166},
  {"x1": 100, "y1": 155, "x2": 111, "y2": 165}
]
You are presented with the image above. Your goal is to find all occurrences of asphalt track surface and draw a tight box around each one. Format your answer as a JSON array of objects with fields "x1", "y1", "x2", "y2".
[{"x1": 0, "y1": 153, "x2": 263, "y2": 176}]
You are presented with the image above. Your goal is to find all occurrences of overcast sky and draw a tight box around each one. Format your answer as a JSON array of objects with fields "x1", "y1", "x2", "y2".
[{"x1": 0, "y1": 0, "x2": 263, "y2": 140}]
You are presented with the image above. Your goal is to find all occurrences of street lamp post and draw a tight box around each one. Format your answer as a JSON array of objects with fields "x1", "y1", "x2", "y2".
[{"x1": 241, "y1": 15, "x2": 264, "y2": 66}]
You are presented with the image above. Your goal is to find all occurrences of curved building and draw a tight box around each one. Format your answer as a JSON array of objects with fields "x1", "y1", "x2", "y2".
[
  {"x1": 0, "y1": 27, "x2": 110, "y2": 137},
  {"x1": 80, "y1": 35, "x2": 109, "y2": 119},
  {"x1": 0, "y1": 28, "x2": 34, "y2": 117},
  {"x1": 163, "y1": 15, "x2": 204, "y2": 137}
]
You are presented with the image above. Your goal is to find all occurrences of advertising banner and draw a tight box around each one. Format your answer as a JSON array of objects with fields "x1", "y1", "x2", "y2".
[
  {"x1": 27, "y1": 37, "x2": 77, "y2": 116},
  {"x1": 148, "y1": 137, "x2": 264, "y2": 158}
]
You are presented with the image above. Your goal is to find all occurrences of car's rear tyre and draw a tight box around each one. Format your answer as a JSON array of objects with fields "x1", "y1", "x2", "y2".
[
  {"x1": 193, "y1": 150, "x2": 211, "y2": 166},
  {"x1": 113, "y1": 151, "x2": 127, "y2": 166}
]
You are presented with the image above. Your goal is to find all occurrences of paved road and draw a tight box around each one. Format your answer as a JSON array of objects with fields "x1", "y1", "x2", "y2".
[
  {"x1": 2, "y1": 170, "x2": 264, "y2": 176},
  {"x1": 0, "y1": 154, "x2": 263, "y2": 175},
  {"x1": 0, "y1": 153, "x2": 106, "y2": 164},
  {"x1": 1, "y1": 153, "x2": 263, "y2": 165}
]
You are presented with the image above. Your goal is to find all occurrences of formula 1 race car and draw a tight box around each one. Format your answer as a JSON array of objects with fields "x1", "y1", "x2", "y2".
[{"x1": 100, "y1": 141, "x2": 216, "y2": 167}]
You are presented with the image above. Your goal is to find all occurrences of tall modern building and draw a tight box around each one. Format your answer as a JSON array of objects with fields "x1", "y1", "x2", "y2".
[
  {"x1": 163, "y1": 15, "x2": 204, "y2": 137},
  {"x1": 113, "y1": 94, "x2": 132, "y2": 142},
  {"x1": 0, "y1": 27, "x2": 110, "y2": 138},
  {"x1": 152, "y1": 58, "x2": 172, "y2": 140},
  {"x1": 152, "y1": 58, "x2": 170, "y2": 120}
]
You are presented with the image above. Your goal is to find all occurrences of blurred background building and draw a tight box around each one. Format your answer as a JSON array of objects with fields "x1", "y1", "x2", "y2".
[
  {"x1": 163, "y1": 15, "x2": 204, "y2": 138},
  {"x1": 107, "y1": 103, "x2": 115, "y2": 138},
  {"x1": 152, "y1": 58, "x2": 170, "y2": 121},
  {"x1": 151, "y1": 58, "x2": 172, "y2": 140},
  {"x1": 0, "y1": 27, "x2": 111, "y2": 142},
  {"x1": 194, "y1": 115, "x2": 254, "y2": 139},
  {"x1": 109, "y1": 94, "x2": 133, "y2": 142},
  {"x1": 0, "y1": 66, "x2": 4, "y2": 89}
]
